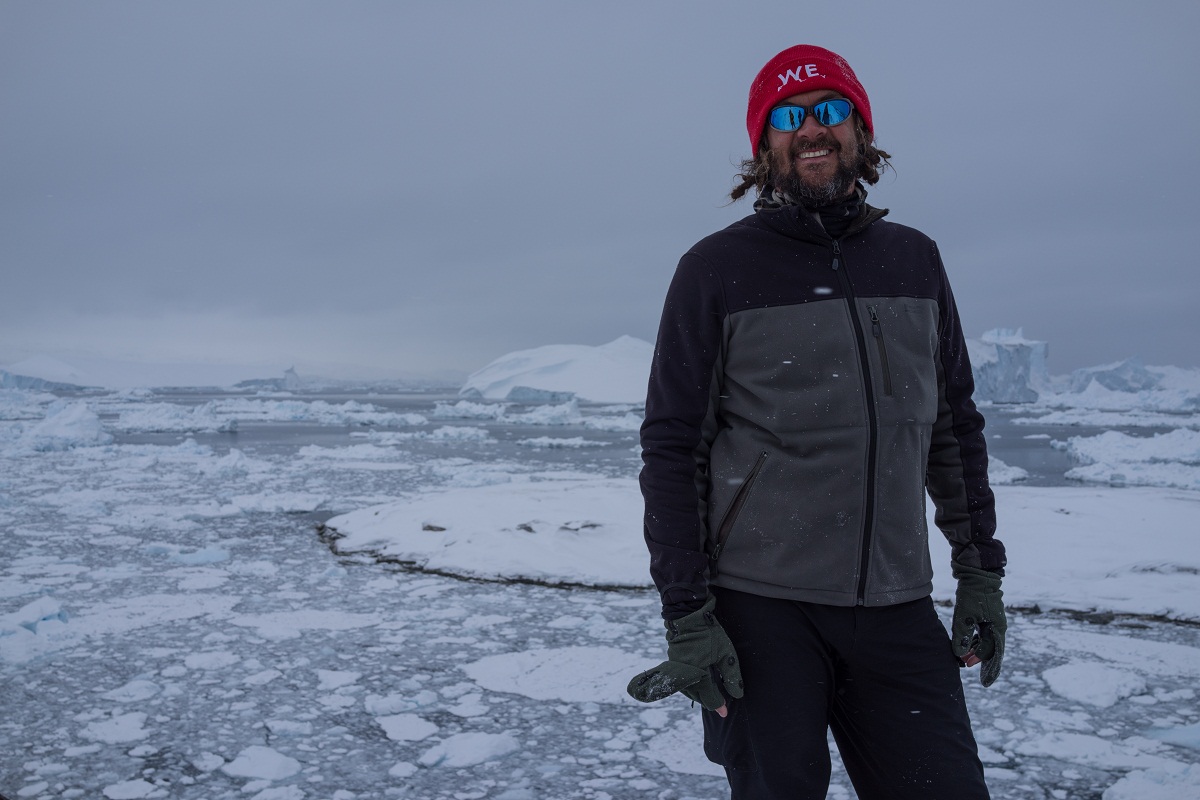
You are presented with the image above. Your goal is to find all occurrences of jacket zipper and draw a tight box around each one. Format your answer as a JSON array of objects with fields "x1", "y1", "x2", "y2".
[
  {"x1": 709, "y1": 450, "x2": 768, "y2": 578},
  {"x1": 867, "y1": 306, "x2": 894, "y2": 396},
  {"x1": 831, "y1": 240, "x2": 879, "y2": 605}
]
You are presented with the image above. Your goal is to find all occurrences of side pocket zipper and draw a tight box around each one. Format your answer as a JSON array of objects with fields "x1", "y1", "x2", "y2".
[
  {"x1": 710, "y1": 451, "x2": 768, "y2": 578},
  {"x1": 867, "y1": 305, "x2": 894, "y2": 397}
]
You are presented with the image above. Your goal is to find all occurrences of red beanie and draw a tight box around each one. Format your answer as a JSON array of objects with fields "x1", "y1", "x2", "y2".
[{"x1": 746, "y1": 45, "x2": 872, "y2": 157}]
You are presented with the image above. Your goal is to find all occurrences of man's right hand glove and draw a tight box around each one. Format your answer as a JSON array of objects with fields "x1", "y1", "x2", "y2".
[
  {"x1": 951, "y1": 563, "x2": 1006, "y2": 688},
  {"x1": 626, "y1": 594, "x2": 744, "y2": 712}
]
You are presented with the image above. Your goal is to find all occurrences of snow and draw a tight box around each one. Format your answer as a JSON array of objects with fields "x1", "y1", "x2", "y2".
[
  {"x1": 2, "y1": 360, "x2": 1200, "y2": 799},
  {"x1": 327, "y1": 481, "x2": 1200, "y2": 621},
  {"x1": 326, "y1": 476, "x2": 647, "y2": 586},
  {"x1": 460, "y1": 335, "x2": 653, "y2": 403}
]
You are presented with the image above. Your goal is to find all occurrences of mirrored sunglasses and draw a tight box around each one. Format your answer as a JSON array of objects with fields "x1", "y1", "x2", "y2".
[{"x1": 768, "y1": 99, "x2": 854, "y2": 132}]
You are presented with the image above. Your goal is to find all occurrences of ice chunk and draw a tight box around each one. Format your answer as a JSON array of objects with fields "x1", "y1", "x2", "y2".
[
  {"x1": 1102, "y1": 763, "x2": 1200, "y2": 799},
  {"x1": 418, "y1": 731, "x2": 519, "y2": 767},
  {"x1": 987, "y1": 456, "x2": 1028, "y2": 484},
  {"x1": 1042, "y1": 663, "x2": 1147, "y2": 707},
  {"x1": 220, "y1": 745, "x2": 302, "y2": 779},
  {"x1": 4, "y1": 596, "x2": 68, "y2": 634},
  {"x1": 463, "y1": 646, "x2": 648, "y2": 704},
  {"x1": 376, "y1": 713, "x2": 439, "y2": 742},
  {"x1": 17, "y1": 400, "x2": 112, "y2": 451},
  {"x1": 101, "y1": 680, "x2": 161, "y2": 703},
  {"x1": 1146, "y1": 721, "x2": 1200, "y2": 750},
  {"x1": 316, "y1": 669, "x2": 361, "y2": 690},
  {"x1": 82, "y1": 712, "x2": 149, "y2": 744},
  {"x1": 1062, "y1": 429, "x2": 1200, "y2": 490},
  {"x1": 102, "y1": 779, "x2": 157, "y2": 799}
]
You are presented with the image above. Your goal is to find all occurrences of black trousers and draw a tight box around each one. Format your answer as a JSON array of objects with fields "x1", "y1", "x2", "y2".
[{"x1": 704, "y1": 588, "x2": 990, "y2": 800}]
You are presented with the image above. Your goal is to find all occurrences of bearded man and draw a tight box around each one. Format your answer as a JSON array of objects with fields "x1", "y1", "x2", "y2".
[{"x1": 628, "y1": 44, "x2": 1006, "y2": 799}]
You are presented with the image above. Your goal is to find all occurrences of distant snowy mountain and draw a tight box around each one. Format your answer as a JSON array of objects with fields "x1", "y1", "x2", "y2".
[{"x1": 460, "y1": 336, "x2": 653, "y2": 404}]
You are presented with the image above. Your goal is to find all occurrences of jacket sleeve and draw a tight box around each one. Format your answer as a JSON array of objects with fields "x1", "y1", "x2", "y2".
[
  {"x1": 639, "y1": 252, "x2": 728, "y2": 618},
  {"x1": 926, "y1": 245, "x2": 1007, "y2": 574}
]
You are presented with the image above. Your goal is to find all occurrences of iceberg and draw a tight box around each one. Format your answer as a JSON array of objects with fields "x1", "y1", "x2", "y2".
[
  {"x1": 459, "y1": 336, "x2": 653, "y2": 404},
  {"x1": 1068, "y1": 359, "x2": 1161, "y2": 394},
  {"x1": 1037, "y1": 361, "x2": 1200, "y2": 415},
  {"x1": 0, "y1": 356, "x2": 90, "y2": 390},
  {"x1": 17, "y1": 400, "x2": 113, "y2": 451},
  {"x1": 461, "y1": 331, "x2": 1051, "y2": 408},
  {"x1": 967, "y1": 328, "x2": 1049, "y2": 404},
  {"x1": 459, "y1": 330, "x2": 1200, "y2": 415}
]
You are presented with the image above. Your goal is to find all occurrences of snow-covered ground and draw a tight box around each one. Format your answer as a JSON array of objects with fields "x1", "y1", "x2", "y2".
[{"x1": 2, "y1": 356, "x2": 1200, "y2": 798}]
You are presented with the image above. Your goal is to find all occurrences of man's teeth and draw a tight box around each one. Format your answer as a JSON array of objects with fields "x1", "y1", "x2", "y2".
[{"x1": 798, "y1": 149, "x2": 831, "y2": 160}]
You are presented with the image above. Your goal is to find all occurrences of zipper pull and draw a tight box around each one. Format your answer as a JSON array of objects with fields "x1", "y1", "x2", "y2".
[
  {"x1": 831, "y1": 240, "x2": 841, "y2": 271},
  {"x1": 708, "y1": 542, "x2": 724, "y2": 578},
  {"x1": 869, "y1": 305, "x2": 882, "y2": 337}
]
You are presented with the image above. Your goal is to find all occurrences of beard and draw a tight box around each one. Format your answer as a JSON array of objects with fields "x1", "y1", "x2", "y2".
[{"x1": 771, "y1": 134, "x2": 862, "y2": 208}]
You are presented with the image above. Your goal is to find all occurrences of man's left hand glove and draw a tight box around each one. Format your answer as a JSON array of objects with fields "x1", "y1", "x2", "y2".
[
  {"x1": 626, "y1": 595, "x2": 744, "y2": 712},
  {"x1": 951, "y1": 563, "x2": 1006, "y2": 688}
]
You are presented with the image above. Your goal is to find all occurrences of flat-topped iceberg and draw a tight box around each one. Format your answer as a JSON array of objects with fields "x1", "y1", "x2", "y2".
[
  {"x1": 459, "y1": 336, "x2": 652, "y2": 404},
  {"x1": 967, "y1": 328, "x2": 1049, "y2": 404}
]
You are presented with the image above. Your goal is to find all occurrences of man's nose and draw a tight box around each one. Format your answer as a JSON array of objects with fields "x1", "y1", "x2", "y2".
[{"x1": 796, "y1": 111, "x2": 826, "y2": 137}]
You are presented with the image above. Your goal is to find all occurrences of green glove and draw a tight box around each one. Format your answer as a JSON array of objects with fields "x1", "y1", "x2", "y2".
[
  {"x1": 951, "y1": 563, "x2": 1006, "y2": 688},
  {"x1": 627, "y1": 595, "x2": 744, "y2": 711}
]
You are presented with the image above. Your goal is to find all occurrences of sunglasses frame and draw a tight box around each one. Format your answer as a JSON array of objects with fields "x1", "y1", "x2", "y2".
[{"x1": 768, "y1": 98, "x2": 855, "y2": 132}]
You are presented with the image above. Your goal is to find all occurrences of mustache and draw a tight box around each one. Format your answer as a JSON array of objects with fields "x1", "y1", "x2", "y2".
[{"x1": 789, "y1": 136, "x2": 841, "y2": 158}]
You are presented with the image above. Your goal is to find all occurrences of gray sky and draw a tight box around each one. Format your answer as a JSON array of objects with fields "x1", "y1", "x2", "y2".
[{"x1": 2, "y1": 1, "x2": 1198, "y2": 384}]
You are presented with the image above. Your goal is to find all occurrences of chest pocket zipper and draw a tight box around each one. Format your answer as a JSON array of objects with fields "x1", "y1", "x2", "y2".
[
  {"x1": 710, "y1": 451, "x2": 768, "y2": 577},
  {"x1": 867, "y1": 306, "x2": 894, "y2": 397}
]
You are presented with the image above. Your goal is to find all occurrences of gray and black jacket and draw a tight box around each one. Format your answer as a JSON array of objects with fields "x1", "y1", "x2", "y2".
[{"x1": 640, "y1": 199, "x2": 1006, "y2": 618}]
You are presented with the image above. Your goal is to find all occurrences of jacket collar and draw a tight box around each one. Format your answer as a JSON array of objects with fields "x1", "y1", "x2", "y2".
[{"x1": 753, "y1": 184, "x2": 888, "y2": 243}]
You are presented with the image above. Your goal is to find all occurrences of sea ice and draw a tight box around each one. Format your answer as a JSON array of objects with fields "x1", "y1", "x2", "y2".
[
  {"x1": 101, "y1": 679, "x2": 161, "y2": 702},
  {"x1": 16, "y1": 399, "x2": 112, "y2": 451},
  {"x1": 463, "y1": 646, "x2": 648, "y2": 704},
  {"x1": 315, "y1": 669, "x2": 360, "y2": 690},
  {"x1": 376, "y1": 713, "x2": 439, "y2": 742},
  {"x1": 1060, "y1": 429, "x2": 1200, "y2": 490},
  {"x1": 1147, "y1": 721, "x2": 1200, "y2": 749},
  {"x1": 82, "y1": 712, "x2": 149, "y2": 744},
  {"x1": 1103, "y1": 764, "x2": 1200, "y2": 800},
  {"x1": 220, "y1": 745, "x2": 302, "y2": 779},
  {"x1": 418, "y1": 731, "x2": 520, "y2": 768},
  {"x1": 1042, "y1": 663, "x2": 1148, "y2": 707},
  {"x1": 102, "y1": 779, "x2": 159, "y2": 799}
]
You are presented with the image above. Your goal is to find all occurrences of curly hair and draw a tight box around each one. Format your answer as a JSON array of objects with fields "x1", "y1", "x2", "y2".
[{"x1": 729, "y1": 116, "x2": 892, "y2": 202}]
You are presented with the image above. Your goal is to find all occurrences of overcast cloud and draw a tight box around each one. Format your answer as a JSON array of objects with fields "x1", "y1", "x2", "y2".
[{"x1": 2, "y1": 1, "x2": 1197, "y2": 385}]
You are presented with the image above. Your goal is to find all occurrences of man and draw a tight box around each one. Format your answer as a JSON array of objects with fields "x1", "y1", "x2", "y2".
[{"x1": 627, "y1": 45, "x2": 1007, "y2": 799}]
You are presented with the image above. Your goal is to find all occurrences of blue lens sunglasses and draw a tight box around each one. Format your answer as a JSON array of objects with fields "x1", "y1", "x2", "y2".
[{"x1": 769, "y1": 98, "x2": 854, "y2": 132}]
